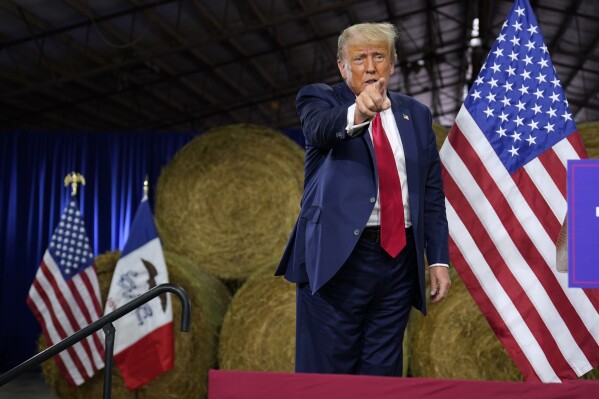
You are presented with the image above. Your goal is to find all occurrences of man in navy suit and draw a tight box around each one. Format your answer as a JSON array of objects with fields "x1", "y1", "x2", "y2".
[{"x1": 276, "y1": 22, "x2": 451, "y2": 376}]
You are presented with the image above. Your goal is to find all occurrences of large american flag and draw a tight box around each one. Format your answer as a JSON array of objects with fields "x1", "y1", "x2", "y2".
[
  {"x1": 440, "y1": 0, "x2": 599, "y2": 382},
  {"x1": 27, "y1": 200, "x2": 104, "y2": 386}
]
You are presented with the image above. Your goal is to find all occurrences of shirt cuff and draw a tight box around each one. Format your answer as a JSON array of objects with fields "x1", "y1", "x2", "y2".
[
  {"x1": 345, "y1": 104, "x2": 371, "y2": 137},
  {"x1": 429, "y1": 263, "x2": 449, "y2": 268}
]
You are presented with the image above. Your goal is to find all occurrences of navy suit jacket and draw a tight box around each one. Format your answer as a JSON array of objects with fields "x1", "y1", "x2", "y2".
[{"x1": 276, "y1": 82, "x2": 449, "y2": 313}]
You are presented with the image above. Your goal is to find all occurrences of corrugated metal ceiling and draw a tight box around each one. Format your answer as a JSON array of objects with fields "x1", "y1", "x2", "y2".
[{"x1": 0, "y1": 0, "x2": 597, "y2": 131}]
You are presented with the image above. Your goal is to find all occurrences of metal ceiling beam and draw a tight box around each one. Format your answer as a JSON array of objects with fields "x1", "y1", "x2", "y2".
[
  {"x1": 138, "y1": 74, "x2": 467, "y2": 131},
  {"x1": 454, "y1": 0, "x2": 471, "y2": 110},
  {"x1": 0, "y1": 0, "x2": 179, "y2": 49},
  {"x1": 425, "y1": 0, "x2": 443, "y2": 118},
  {"x1": 247, "y1": 0, "x2": 307, "y2": 81},
  {"x1": 570, "y1": 97, "x2": 599, "y2": 115},
  {"x1": 1, "y1": 33, "x2": 468, "y2": 125},
  {"x1": 0, "y1": 0, "x2": 164, "y2": 124},
  {"x1": 192, "y1": 0, "x2": 278, "y2": 86},
  {"x1": 292, "y1": 0, "x2": 333, "y2": 78},
  {"x1": 62, "y1": 0, "x2": 236, "y2": 121},
  {"x1": 244, "y1": 0, "x2": 300, "y2": 124},
  {"x1": 468, "y1": 0, "x2": 494, "y2": 90},
  {"x1": 0, "y1": 41, "x2": 130, "y2": 129},
  {"x1": 61, "y1": 0, "x2": 192, "y2": 116},
  {"x1": 556, "y1": 12, "x2": 599, "y2": 95},
  {"x1": 135, "y1": 42, "x2": 469, "y2": 131},
  {"x1": 189, "y1": 0, "x2": 278, "y2": 122},
  {"x1": 531, "y1": 2, "x2": 597, "y2": 21},
  {"x1": 548, "y1": 0, "x2": 584, "y2": 50},
  {"x1": 129, "y1": 0, "x2": 271, "y2": 122},
  {"x1": 570, "y1": 78, "x2": 599, "y2": 117},
  {"x1": 0, "y1": 0, "x2": 463, "y2": 100},
  {"x1": 0, "y1": 67, "x2": 82, "y2": 129},
  {"x1": 2, "y1": 0, "x2": 381, "y2": 125},
  {"x1": 2, "y1": 0, "x2": 367, "y2": 53}
]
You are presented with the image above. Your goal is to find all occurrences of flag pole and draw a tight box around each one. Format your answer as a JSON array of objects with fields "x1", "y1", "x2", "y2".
[
  {"x1": 62, "y1": 172, "x2": 116, "y2": 398},
  {"x1": 143, "y1": 175, "x2": 149, "y2": 200}
]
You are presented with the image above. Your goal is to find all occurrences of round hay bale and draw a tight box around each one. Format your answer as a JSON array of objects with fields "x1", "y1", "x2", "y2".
[
  {"x1": 579, "y1": 122, "x2": 599, "y2": 159},
  {"x1": 408, "y1": 269, "x2": 522, "y2": 381},
  {"x1": 432, "y1": 123, "x2": 449, "y2": 150},
  {"x1": 40, "y1": 250, "x2": 231, "y2": 399},
  {"x1": 218, "y1": 265, "x2": 411, "y2": 375},
  {"x1": 218, "y1": 263, "x2": 296, "y2": 372},
  {"x1": 581, "y1": 366, "x2": 599, "y2": 380},
  {"x1": 154, "y1": 124, "x2": 304, "y2": 281}
]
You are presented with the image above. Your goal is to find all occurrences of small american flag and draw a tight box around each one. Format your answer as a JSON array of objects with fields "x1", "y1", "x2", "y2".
[
  {"x1": 27, "y1": 200, "x2": 104, "y2": 386},
  {"x1": 440, "y1": 0, "x2": 599, "y2": 382}
]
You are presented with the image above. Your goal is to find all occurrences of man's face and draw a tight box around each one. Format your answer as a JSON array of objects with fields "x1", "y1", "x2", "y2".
[{"x1": 337, "y1": 41, "x2": 394, "y2": 96}]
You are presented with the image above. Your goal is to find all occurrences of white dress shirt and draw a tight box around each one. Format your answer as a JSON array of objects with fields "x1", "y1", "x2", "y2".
[
  {"x1": 345, "y1": 103, "x2": 448, "y2": 269},
  {"x1": 345, "y1": 104, "x2": 411, "y2": 228}
]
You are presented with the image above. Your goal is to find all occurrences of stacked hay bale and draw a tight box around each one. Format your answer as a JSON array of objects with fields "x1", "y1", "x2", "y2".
[
  {"x1": 218, "y1": 265, "x2": 413, "y2": 375},
  {"x1": 218, "y1": 264, "x2": 296, "y2": 372},
  {"x1": 412, "y1": 122, "x2": 599, "y2": 381},
  {"x1": 40, "y1": 250, "x2": 231, "y2": 399},
  {"x1": 432, "y1": 123, "x2": 449, "y2": 149},
  {"x1": 215, "y1": 124, "x2": 442, "y2": 375},
  {"x1": 408, "y1": 268, "x2": 522, "y2": 381},
  {"x1": 409, "y1": 124, "x2": 521, "y2": 380},
  {"x1": 142, "y1": 124, "x2": 304, "y2": 375},
  {"x1": 579, "y1": 122, "x2": 599, "y2": 158},
  {"x1": 154, "y1": 124, "x2": 305, "y2": 283}
]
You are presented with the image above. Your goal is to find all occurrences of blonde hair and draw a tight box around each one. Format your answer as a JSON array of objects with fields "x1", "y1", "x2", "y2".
[{"x1": 337, "y1": 22, "x2": 398, "y2": 63}]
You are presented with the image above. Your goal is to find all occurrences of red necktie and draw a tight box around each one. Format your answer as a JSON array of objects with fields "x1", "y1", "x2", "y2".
[{"x1": 371, "y1": 113, "x2": 406, "y2": 257}]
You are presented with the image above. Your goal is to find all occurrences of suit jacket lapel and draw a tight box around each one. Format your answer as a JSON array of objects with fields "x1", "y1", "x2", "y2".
[{"x1": 335, "y1": 83, "x2": 378, "y2": 182}]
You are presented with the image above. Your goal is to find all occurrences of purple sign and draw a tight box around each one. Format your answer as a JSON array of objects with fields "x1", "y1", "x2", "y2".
[{"x1": 568, "y1": 159, "x2": 599, "y2": 287}]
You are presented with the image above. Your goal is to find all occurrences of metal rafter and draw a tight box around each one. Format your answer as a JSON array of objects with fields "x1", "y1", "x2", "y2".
[
  {"x1": 6, "y1": 33, "x2": 469, "y2": 128},
  {"x1": 555, "y1": 5, "x2": 599, "y2": 96},
  {"x1": 139, "y1": 73, "x2": 467, "y2": 131},
  {"x1": 454, "y1": 0, "x2": 471, "y2": 109},
  {"x1": 425, "y1": 0, "x2": 443, "y2": 118},
  {"x1": 63, "y1": 0, "x2": 239, "y2": 121},
  {"x1": 0, "y1": 0, "x2": 595, "y2": 130},
  {"x1": 2, "y1": 1, "x2": 457, "y2": 99},
  {"x1": 134, "y1": 42, "x2": 469, "y2": 131},
  {"x1": 2, "y1": 0, "x2": 372, "y2": 125},
  {"x1": 192, "y1": 0, "x2": 276, "y2": 87},
  {"x1": 548, "y1": 0, "x2": 584, "y2": 50},
  {"x1": 189, "y1": 0, "x2": 278, "y2": 123},
  {"x1": 0, "y1": 0, "x2": 180, "y2": 49},
  {"x1": 0, "y1": 66, "x2": 81, "y2": 129},
  {"x1": 294, "y1": 0, "x2": 336, "y2": 75},
  {"x1": 132, "y1": 0, "x2": 271, "y2": 99},
  {"x1": 0, "y1": 0, "x2": 165, "y2": 125},
  {"x1": 246, "y1": 0, "x2": 306, "y2": 82},
  {"x1": 0, "y1": 37, "x2": 129, "y2": 129}
]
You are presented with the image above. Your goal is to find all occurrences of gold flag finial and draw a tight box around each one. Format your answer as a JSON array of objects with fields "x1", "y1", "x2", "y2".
[
  {"x1": 64, "y1": 172, "x2": 86, "y2": 196},
  {"x1": 143, "y1": 175, "x2": 149, "y2": 199}
]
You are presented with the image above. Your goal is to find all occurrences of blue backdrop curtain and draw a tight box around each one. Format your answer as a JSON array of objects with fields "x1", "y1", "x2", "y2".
[
  {"x1": 0, "y1": 128, "x2": 303, "y2": 373},
  {"x1": 0, "y1": 130, "x2": 196, "y2": 372}
]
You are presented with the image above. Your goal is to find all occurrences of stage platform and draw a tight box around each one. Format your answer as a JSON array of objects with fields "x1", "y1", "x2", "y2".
[{"x1": 208, "y1": 369, "x2": 599, "y2": 399}]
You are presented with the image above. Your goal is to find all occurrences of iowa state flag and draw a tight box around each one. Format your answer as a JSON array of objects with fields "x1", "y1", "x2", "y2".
[{"x1": 104, "y1": 197, "x2": 173, "y2": 390}]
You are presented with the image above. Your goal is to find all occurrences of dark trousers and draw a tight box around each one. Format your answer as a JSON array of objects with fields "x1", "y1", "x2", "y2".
[{"x1": 295, "y1": 228, "x2": 417, "y2": 376}]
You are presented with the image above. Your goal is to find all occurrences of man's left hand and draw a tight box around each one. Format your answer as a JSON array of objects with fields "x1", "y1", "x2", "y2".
[{"x1": 429, "y1": 266, "x2": 451, "y2": 304}]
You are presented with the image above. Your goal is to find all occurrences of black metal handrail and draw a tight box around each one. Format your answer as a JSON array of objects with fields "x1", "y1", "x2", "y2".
[{"x1": 0, "y1": 283, "x2": 191, "y2": 399}]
